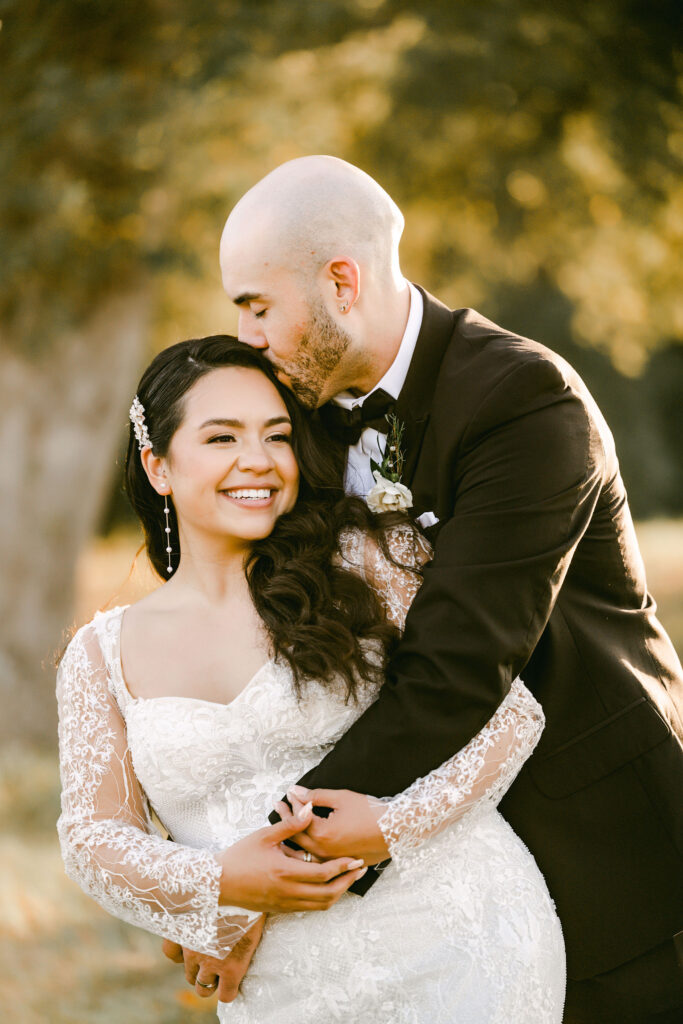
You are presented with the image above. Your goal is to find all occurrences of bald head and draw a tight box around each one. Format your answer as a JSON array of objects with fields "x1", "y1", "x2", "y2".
[
  {"x1": 220, "y1": 156, "x2": 405, "y2": 286},
  {"x1": 220, "y1": 158, "x2": 412, "y2": 403}
]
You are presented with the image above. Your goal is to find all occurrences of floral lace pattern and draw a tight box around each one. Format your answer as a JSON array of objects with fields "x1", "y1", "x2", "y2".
[
  {"x1": 56, "y1": 619, "x2": 260, "y2": 957},
  {"x1": 340, "y1": 526, "x2": 548, "y2": 868},
  {"x1": 336, "y1": 523, "x2": 430, "y2": 630},
  {"x1": 57, "y1": 524, "x2": 565, "y2": 1020},
  {"x1": 230, "y1": 814, "x2": 564, "y2": 1024},
  {"x1": 371, "y1": 679, "x2": 545, "y2": 867}
]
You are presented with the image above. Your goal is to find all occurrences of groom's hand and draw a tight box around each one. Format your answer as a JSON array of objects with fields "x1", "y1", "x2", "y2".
[
  {"x1": 279, "y1": 787, "x2": 390, "y2": 865},
  {"x1": 162, "y1": 916, "x2": 266, "y2": 1002}
]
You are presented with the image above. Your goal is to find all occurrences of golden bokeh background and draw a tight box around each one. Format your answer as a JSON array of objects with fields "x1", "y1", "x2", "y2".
[{"x1": 1, "y1": 2, "x2": 681, "y2": 1018}]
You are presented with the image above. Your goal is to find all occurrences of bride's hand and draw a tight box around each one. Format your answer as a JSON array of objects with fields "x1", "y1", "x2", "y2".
[
  {"x1": 218, "y1": 802, "x2": 367, "y2": 913},
  {"x1": 281, "y1": 787, "x2": 390, "y2": 865},
  {"x1": 273, "y1": 803, "x2": 323, "y2": 864}
]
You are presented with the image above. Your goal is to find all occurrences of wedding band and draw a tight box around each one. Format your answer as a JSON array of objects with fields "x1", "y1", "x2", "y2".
[
  {"x1": 303, "y1": 850, "x2": 312, "y2": 862},
  {"x1": 196, "y1": 978, "x2": 217, "y2": 989}
]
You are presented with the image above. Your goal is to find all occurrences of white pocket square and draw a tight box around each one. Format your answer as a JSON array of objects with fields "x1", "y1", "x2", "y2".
[{"x1": 416, "y1": 510, "x2": 439, "y2": 529}]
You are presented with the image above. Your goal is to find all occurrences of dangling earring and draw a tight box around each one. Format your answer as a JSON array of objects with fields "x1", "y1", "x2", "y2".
[{"x1": 163, "y1": 495, "x2": 174, "y2": 574}]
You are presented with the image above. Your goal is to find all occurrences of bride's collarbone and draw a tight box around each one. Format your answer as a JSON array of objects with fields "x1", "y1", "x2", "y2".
[{"x1": 119, "y1": 605, "x2": 271, "y2": 705}]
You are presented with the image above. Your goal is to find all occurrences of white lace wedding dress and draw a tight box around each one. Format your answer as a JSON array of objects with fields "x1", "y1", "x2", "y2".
[{"x1": 57, "y1": 527, "x2": 565, "y2": 1023}]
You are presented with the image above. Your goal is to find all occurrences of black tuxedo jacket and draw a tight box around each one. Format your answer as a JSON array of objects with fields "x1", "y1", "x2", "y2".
[{"x1": 298, "y1": 288, "x2": 683, "y2": 981}]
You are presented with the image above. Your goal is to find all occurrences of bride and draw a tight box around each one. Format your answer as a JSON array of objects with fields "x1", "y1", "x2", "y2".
[{"x1": 57, "y1": 334, "x2": 565, "y2": 1022}]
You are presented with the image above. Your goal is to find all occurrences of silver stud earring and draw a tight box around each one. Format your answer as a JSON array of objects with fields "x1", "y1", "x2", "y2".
[
  {"x1": 163, "y1": 496, "x2": 173, "y2": 574},
  {"x1": 339, "y1": 303, "x2": 348, "y2": 313}
]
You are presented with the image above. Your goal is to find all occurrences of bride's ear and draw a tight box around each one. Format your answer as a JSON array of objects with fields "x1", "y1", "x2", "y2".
[{"x1": 140, "y1": 447, "x2": 171, "y2": 496}]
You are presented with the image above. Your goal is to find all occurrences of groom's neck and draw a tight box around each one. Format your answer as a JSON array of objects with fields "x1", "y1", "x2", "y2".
[{"x1": 342, "y1": 279, "x2": 411, "y2": 397}]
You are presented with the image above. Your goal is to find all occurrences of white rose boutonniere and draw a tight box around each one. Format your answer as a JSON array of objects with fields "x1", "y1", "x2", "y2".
[
  {"x1": 367, "y1": 471, "x2": 413, "y2": 513},
  {"x1": 366, "y1": 412, "x2": 413, "y2": 514}
]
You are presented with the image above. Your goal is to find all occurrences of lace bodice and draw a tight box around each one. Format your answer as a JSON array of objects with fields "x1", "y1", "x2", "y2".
[{"x1": 57, "y1": 525, "x2": 545, "y2": 959}]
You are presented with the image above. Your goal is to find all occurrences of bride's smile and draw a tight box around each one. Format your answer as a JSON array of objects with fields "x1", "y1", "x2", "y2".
[
  {"x1": 143, "y1": 364, "x2": 300, "y2": 553},
  {"x1": 57, "y1": 334, "x2": 567, "y2": 1024}
]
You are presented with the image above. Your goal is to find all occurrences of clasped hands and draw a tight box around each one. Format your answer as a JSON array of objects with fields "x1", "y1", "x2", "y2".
[
  {"x1": 277, "y1": 784, "x2": 390, "y2": 866},
  {"x1": 163, "y1": 786, "x2": 389, "y2": 1002}
]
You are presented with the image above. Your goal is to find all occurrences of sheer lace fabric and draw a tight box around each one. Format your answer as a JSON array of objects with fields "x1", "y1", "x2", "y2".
[
  {"x1": 56, "y1": 619, "x2": 260, "y2": 957},
  {"x1": 57, "y1": 524, "x2": 565, "y2": 1020},
  {"x1": 338, "y1": 526, "x2": 547, "y2": 869},
  {"x1": 370, "y1": 679, "x2": 545, "y2": 868}
]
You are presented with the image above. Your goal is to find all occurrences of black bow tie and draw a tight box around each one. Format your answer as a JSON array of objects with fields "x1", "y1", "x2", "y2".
[{"x1": 319, "y1": 388, "x2": 396, "y2": 445}]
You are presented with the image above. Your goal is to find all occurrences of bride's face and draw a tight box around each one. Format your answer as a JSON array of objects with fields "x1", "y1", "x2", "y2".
[{"x1": 149, "y1": 366, "x2": 300, "y2": 549}]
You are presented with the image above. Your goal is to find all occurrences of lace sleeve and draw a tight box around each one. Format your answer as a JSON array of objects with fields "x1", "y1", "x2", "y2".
[
  {"x1": 338, "y1": 523, "x2": 431, "y2": 631},
  {"x1": 340, "y1": 525, "x2": 545, "y2": 873},
  {"x1": 369, "y1": 679, "x2": 544, "y2": 872},
  {"x1": 56, "y1": 623, "x2": 259, "y2": 956}
]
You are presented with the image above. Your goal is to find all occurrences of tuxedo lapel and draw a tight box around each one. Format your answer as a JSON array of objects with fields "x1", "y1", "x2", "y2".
[{"x1": 395, "y1": 287, "x2": 454, "y2": 488}]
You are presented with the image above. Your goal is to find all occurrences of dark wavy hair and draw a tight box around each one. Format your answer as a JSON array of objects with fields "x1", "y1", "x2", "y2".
[{"x1": 124, "y1": 334, "x2": 406, "y2": 698}]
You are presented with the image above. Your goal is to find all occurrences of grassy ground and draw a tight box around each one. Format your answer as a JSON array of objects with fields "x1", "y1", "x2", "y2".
[
  {"x1": 3, "y1": 522, "x2": 682, "y2": 1022},
  {"x1": 0, "y1": 745, "x2": 219, "y2": 1023}
]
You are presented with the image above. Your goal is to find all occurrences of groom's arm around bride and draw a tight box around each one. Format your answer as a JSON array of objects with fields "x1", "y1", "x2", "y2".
[{"x1": 184, "y1": 156, "x2": 683, "y2": 1021}]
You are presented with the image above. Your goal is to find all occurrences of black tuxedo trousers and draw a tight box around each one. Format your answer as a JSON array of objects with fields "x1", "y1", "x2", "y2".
[{"x1": 297, "y1": 289, "x2": 683, "y2": 985}]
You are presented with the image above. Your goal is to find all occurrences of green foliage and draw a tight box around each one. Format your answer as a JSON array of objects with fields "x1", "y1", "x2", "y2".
[
  {"x1": 349, "y1": 0, "x2": 683, "y2": 372},
  {"x1": 1, "y1": 0, "x2": 681, "y2": 513},
  {"x1": 0, "y1": 0, "x2": 378, "y2": 349},
  {"x1": 1, "y1": 1, "x2": 159, "y2": 345}
]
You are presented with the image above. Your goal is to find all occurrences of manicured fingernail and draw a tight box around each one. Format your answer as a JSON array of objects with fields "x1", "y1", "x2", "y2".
[
  {"x1": 357, "y1": 867, "x2": 368, "y2": 876},
  {"x1": 348, "y1": 859, "x2": 364, "y2": 869},
  {"x1": 297, "y1": 801, "x2": 312, "y2": 820},
  {"x1": 289, "y1": 785, "x2": 309, "y2": 799}
]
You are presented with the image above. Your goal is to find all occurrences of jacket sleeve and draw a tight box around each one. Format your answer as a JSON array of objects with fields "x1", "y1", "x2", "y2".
[
  {"x1": 298, "y1": 356, "x2": 605, "y2": 798},
  {"x1": 341, "y1": 526, "x2": 545, "y2": 866},
  {"x1": 370, "y1": 678, "x2": 544, "y2": 873}
]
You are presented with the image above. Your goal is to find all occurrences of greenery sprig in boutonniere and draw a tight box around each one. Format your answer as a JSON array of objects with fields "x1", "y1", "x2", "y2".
[{"x1": 366, "y1": 412, "x2": 413, "y2": 513}]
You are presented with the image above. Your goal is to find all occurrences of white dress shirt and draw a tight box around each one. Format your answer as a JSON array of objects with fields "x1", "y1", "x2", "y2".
[{"x1": 333, "y1": 283, "x2": 424, "y2": 497}]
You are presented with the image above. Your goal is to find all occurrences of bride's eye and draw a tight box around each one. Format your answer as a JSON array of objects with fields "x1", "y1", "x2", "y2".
[
  {"x1": 254, "y1": 308, "x2": 267, "y2": 319},
  {"x1": 207, "y1": 433, "x2": 236, "y2": 444},
  {"x1": 267, "y1": 433, "x2": 291, "y2": 444}
]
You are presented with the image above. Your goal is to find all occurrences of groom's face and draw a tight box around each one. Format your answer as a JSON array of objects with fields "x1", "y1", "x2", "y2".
[{"x1": 223, "y1": 265, "x2": 353, "y2": 410}]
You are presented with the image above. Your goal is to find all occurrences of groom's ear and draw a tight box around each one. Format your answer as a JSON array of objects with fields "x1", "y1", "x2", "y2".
[{"x1": 323, "y1": 256, "x2": 360, "y2": 313}]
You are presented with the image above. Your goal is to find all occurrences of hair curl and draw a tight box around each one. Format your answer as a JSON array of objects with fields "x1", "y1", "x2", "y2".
[{"x1": 125, "y1": 335, "x2": 409, "y2": 699}]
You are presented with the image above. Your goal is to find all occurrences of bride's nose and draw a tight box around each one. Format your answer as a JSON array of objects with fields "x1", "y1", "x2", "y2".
[{"x1": 235, "y1": 440, "x2": 274, "y2": 473}]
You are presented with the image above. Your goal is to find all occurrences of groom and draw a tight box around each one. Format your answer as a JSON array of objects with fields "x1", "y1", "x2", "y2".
[{"x1": 176, "y1": 157, "x2": 683, "y2": 1021}]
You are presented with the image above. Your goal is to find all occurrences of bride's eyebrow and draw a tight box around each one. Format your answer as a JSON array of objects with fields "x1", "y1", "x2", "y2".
[{"x1": 199, "y1": 416, "x2": 292, "y2": 429}]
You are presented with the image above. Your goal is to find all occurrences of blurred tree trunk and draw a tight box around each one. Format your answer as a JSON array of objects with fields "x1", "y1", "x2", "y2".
[{"x1": 0, "y1": 286, "x2": 152, "y2": 749}]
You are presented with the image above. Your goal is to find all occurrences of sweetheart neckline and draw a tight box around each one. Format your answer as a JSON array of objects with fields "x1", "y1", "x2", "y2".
[{"x1": 98, "y1": 605, "x2": 274, "y2": 711}]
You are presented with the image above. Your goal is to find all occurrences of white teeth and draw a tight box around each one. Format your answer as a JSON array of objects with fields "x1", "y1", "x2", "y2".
[{"x1": 224, "y1": 488, "x2": 272, "y2": 500}]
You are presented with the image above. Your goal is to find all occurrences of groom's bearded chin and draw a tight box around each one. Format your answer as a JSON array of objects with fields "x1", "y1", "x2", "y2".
[{"x1": 281, "y1": 299, "x2": 352, "y2": 409}]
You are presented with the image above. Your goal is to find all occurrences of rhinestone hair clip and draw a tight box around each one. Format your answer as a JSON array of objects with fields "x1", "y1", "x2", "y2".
[{"x1": 129, "y1": 395, "x2": 151, "y2": 450}]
